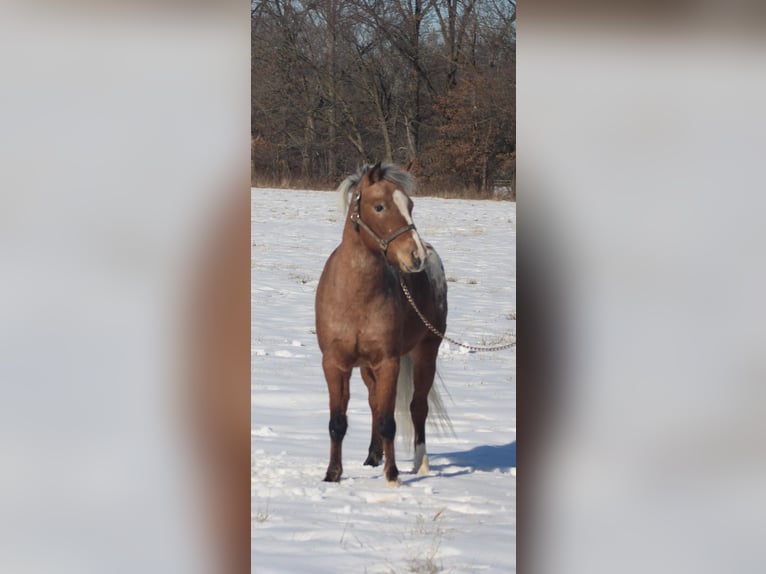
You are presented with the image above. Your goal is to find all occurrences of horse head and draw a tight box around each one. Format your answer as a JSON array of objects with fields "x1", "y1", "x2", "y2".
[{"x1": 353, "y1": 162, "x2": 427, "y2": 273}]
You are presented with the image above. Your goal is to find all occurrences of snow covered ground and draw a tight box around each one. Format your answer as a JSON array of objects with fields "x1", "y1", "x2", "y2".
[{"x1": 252, "y1": 188, "x2": 516, "y2": 573}]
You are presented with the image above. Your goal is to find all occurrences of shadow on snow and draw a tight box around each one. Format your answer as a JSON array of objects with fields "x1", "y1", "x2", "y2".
[{"x1": 403, "y1": 441, "x2": 516, "y2": 482}]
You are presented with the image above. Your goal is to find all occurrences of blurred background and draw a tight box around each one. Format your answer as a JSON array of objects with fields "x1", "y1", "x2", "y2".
[
  {"x1": 519, "y1": 2, "x2": 766, "y2": 573},
  {"x1": 0, "y1": 1, "x2": 249, "y2": 573},
  {"x1": 1, "y1": 0, "x2": 766, "y2": 572}
]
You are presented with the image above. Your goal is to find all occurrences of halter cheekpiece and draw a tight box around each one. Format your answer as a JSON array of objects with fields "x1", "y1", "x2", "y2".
[{"x1": 350, "y1": 190, "x2": 416, "y2": 255}]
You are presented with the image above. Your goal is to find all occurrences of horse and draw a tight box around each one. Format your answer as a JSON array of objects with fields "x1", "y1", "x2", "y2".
[{"x1": 315, "y1": 162, "x2": 450, "y2": 486}]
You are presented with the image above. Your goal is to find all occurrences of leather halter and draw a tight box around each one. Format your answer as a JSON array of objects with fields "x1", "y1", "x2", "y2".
[{"x1": 350, "y1": 190, "x2": 416, "y2": 255}]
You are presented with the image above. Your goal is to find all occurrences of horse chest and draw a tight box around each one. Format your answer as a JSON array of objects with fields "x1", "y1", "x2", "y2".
[
  {"x1": 346, "y1": 298, "x2": 400, "y2": 343},
  {"x1": 320, "y1": 295, "x2": 401, "y2": 361}
]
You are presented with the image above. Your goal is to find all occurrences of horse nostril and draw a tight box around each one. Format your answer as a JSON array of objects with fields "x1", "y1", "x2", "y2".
[{"x1": 411, "y1": 251, "x2": 422, "y2": 268}]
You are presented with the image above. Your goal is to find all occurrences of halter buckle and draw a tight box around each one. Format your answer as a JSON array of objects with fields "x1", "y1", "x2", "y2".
[{"x1": 351, "y1": 193, "x2": 361, "y2": 230}]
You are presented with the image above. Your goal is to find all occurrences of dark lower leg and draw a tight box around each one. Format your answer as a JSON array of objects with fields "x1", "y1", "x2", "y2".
[
  {"x1": 379, "y1": 413, "x2": 399, "y2": 483},
  {"x1": 373, "y1": 359, "x2": 400, "y2": 484},
  {"x1": 364, "y1": 436, "x2": 383, "y2": 466},
  {"x1": 410, "y1": 392, "x2": 429, "y2": 473},
  {"x1": 324, "y1": 410, "x2": 348, "y2": 481},
  {"x1": 362, "y1": 367, "x2": 383, "y2": 466},
  {"x1": 410, "y1": 392, "x2": 429, "y2": 451},
  {"x1": 323, "y1": 360, "x2": 350, "y2": 482},
  {"x1": 410, "y1": 349, "x2": 436, "y2": 474}
]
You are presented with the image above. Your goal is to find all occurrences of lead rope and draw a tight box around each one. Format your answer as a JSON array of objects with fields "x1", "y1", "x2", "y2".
[{"x1": 399, "y1": 276, "x2": 516, "y2": 352}]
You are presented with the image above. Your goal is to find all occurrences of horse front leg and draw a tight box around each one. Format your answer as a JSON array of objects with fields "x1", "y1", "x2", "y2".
[
  {"x1": 373, "y1": 357, "x2": 401, "y2": 486},
  {"x1": 322, "y1": 355, "x2": 351, "y2": 482},
  {"x1": 360, "y1": 367, "x2": 383, "y2": 467}
]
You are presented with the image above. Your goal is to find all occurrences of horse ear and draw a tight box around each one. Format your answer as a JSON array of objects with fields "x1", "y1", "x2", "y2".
[
  {"x1": 364, "y1": 162, "x2": 383, "y2": 185},
  {"x1": 403, "y1": 159, "x2": 415, "y2": 173}
]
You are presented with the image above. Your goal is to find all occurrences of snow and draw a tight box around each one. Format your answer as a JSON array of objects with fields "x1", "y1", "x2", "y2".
[{"x1": 252, "y1": 188, "x2": 516, "y2": 573}]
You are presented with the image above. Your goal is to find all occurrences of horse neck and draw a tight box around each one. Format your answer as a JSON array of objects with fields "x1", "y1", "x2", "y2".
[{"x1": 339, "y1": 219, "x2": 390, "y2": 286}]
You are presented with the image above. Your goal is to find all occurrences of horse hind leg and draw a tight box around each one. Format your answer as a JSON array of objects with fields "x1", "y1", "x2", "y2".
[
  {"x1": 410, "y1": 387, "x2": 432, "y2": 475},
  {"x1": 361, "y1": 366, "x2": 383, "y2": 467},
  {"x1": 322, "y1": 357, "x2": 351, "y2": 482},
  {"x1": 410, "y1": 342, "x2": 440, "y2": 475}
]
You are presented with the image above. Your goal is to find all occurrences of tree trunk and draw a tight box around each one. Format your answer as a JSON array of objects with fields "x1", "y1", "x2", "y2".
[
  {"x1": 303, "y1": 114, "x2": 315, "y2": 179},
  {"x1": 326, "y1": 0, "x2": 337, "y2": 179},
  {"x1": 409, "y1": 0, "x2": 423, "y2": 157},
  {"x1": 381, "y1": 117, "x2": 393, "y2": 163}
]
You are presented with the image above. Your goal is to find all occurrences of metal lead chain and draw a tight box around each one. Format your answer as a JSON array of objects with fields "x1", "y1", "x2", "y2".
[{"x1": 399, "y1": 276, "x2": 516, "y2": 352}]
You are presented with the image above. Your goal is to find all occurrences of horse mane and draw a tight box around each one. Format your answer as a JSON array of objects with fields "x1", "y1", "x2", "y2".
[{"x1": 338, "y1": 163, "x2": 417, "y2": 217}]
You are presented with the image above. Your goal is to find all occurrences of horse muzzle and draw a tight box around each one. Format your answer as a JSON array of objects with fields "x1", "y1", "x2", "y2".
[
  {"x1": 400, "y1": 250, "x2": 424, "y2": 273},
  {"x1": 396, "y1": 235, "x2": 427, "y2": 274}
]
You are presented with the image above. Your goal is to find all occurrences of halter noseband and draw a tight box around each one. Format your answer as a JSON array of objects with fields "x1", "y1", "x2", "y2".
[{"x1": 350, "y1": 191, "x2": 416, "y2": 255}]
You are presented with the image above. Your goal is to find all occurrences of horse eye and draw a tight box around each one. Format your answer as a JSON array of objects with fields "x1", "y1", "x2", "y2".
[{"x1": 374, "y1": 204, "x2": 384, "y2": 212}]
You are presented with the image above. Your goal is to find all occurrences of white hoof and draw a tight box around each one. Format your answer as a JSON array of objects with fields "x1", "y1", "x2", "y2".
[
  {"x1": 386, "y1": 478, "x2": 402, "y2": 488},
  {"x1": 413, "y1": 444, "x2": 429, "y2": 475}
]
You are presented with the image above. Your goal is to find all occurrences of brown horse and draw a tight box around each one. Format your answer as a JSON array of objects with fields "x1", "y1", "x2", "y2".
[{"x1": 315, "y1": 162, "x2": 450, "y2": 486}]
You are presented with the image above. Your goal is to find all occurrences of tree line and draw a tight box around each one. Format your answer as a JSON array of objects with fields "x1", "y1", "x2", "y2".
[{"x1": 251, "y1": 0, "x2": 515, "y2": 197}]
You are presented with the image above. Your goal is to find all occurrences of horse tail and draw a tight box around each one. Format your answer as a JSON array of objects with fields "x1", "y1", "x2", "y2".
[
  {"x1": 395, "y1": 355, "x2": 455, "y2": 455},
  {"x1": 428, "y1": 367, "x2": 456, "y2": 440}
]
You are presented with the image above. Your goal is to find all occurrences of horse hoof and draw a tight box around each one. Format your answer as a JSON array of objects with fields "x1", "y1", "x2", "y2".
[
  {"x1": 363, "y1": 453, "x2": 382, "y2": 467},
  {"x1": 323, "y1": 468, "x2": 342, "y2": 482},
  {"x1": 386, "y1": 478, "x2": 402, "y2": 488},
  {"x1": 413, "y1": 454, "x2": 430, "y2": 475},
  {"x1": 384, "y1": 466, "x2": 400, "y2": 486}
]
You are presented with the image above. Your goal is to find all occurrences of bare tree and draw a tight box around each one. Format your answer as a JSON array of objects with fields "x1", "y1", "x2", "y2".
[{"x1": 251, "y1": 0, "x2": 515, "y2": 194}]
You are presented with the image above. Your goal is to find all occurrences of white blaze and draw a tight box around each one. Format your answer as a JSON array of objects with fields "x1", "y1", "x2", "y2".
[{"x1": 393, "y1": 189, "x2": 426, "y2": 264}]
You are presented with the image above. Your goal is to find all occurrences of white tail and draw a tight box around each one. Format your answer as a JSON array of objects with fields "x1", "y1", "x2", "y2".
[{"x1": 395, "y1": 354, "x2": 455, "y2": 454}]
